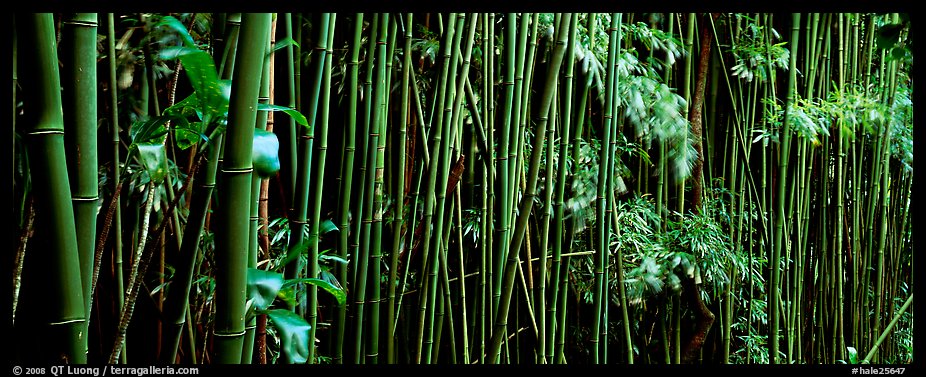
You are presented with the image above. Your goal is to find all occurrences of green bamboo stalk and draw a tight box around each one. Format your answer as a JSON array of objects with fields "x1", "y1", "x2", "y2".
[
  {"x1": 478, "y1": 13, "x2": 496, "y2": 364},
  {"x1": 274, "y1": 13, "x2": 298, "y2": 210},
  {"x1": 15, "y1": 12, "x2": 87, "y2": 364},
  {"x1": 434, "y1": 13, "x2": 478, "y2": 364},
  {"x1": 535, "y1": 71, "x2": 555, "y2": 365},
  {"x1": 871, "y1": 14, "x2": 901, "y2": 362},
  {"x1": 863, "y1": 294, "x2": 913, "y2": 363},
  {"x1": 213, "y1": 13, "x2": 271, "y2": 364},
  {"x1": 285, "y1": 13, "x2": 329, "y2": 301},
  {"x1": 352, "y1": 13, "x2": 387, "y2": 364},
  {"x1": 60, "y1": 13, "x2": 98, "y2": 360},
  {"x1": 834, "y1": 13, "x2": 847, "y2": 363},
  {"x1": 351, "y1": 14, "x2": 379, "y2": 305},
  {"x1": 491, "y1": 13, "x2": 516, "y2": 333},
  {"x1": 546, "y1": 13, "x2": 578, "y2": 365},
  {"x1": 423, "y1": 13, "x2": 469, "y2": 364},
  {"x1": 487, "y1": 14, "x2": 570, "y2": 364},
  {"x1": 414, "y1": 12, "x2": 458, "y2": 363},
  {"x1": 106, "y1": 13, "x2": 127, "y2": 364},
  {"x1": 364, "y1": 13, "x2": 388, "y2": 364},
  {"x1": 347, "y1": 18, "x2": 381, "y2": 360},
  {"x1": 768, "y1": 13, "x2": 800, "y2": 364},
  {"x1": 387, "y1": 13, "x2": 414, "y2": 364},
  {"x1": 242, "y1": 21, "x2": 274, "y2": 364},
  {"x1": 333, "y1": 13, "x2": 364, "y2": 364},
  {"x1": 160, "y1": 135, "x2": 223, "y2": 363},
  {"x1": 160, "y1": 12, "x2": 240, "y2": 362},
  {"x1": 302, "y1": 14, "x2": 335, "y2": 364},
  {"x1": 591, "y1": 13, "x2": 620, "y2": 364},
  {"x1": 676, "y1": 13, "x2": 695, "y2": 216},
  {"x1": 504, "y1": 14, "x2": 533, "y2": 250}
]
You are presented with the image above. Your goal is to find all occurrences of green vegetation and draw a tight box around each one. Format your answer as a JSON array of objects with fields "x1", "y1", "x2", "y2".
[{"x1": 11, "y1": 12, "x2": 912, "y2": 365}]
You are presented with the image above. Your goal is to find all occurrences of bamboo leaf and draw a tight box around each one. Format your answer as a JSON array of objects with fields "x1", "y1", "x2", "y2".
[
  {"x1": 252, "y1": 128, "x2": 281, "y2": 178},
  {"x1": 137, "y1": 143, "x2": 168, "y2": 183},
  {"x1": 282, "y1": 277, "x2": 346, "y2": 306},
  {"x1": 319, "y1": 219, "x2": 338, "y2": 234},
  {"x1": 319, "y1": 253, "x2": 348, "y2": 265},
  {"x1": 257, "y1": 103, "x2": 308, "y2": 126},
  {"x1": 265, "y1": 309, "x2": 312, "y2": 364},
  {"x1": 246, "y1": 268, "x2": 284, "y2": 314},
  {"x1": 270, "y1": 37, "x2": 301, "y2": 55}
]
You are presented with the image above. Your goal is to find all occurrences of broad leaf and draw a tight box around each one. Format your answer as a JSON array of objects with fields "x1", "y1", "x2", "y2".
[
  {"x1": 131, "y1": 116, "x2": 170, "y2": 144},
  {"x1": 257, "y1": 103, "x2": 308, "y2": 126},
  {"x1": 246, "y1": 268, "x2": 284, "y2": 314},
  {"x1": 252, "y1": 128, "x2": 281, "y2": 178},
  {"x1": 160, "y1": 46, "x2": 227, "y2": 125},
  {"x1": 876, "y1": 23, "x2": 904, "y2": 50},
  {"x1": 280, "y1": 239, "x2": 310, "y2": 269},
  {"x1": 265, "y1": 309, "x2": 311, "y2": 364},
  {"x1": 137, "y1": 143, "x2": 168, "y2": 184},
  {"x1": 156, "y1": 16, "x2": 197, "y2": 48},
  {"x1": 282, "y1": 277, "x2": 346, "y2": 306},
  {"x1": 174, "y1": 121, "x2": 208, "y2": 151}
]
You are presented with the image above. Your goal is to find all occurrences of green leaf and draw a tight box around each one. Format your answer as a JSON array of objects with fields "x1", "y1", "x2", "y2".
[
  {"x1": 891, "y1": 46, "x2": 907, "y2": 60},
  {"x1": 163, "y1": 93, "x2": 202, "y2": 120},
  {"x1": 257, "y1": 103, "x2": 308, "y2": 126},
  {"x1": 276, "y1": 286, "x2": 297, "y2": 307},
  {"x1": 156, "y1": 16, "x2": 197, "y2": 48},
  {"x1": 174, "y1": 121, "x2": 207, "y2": 150},
  {"x1": 270, "y1": 37, "x2": 301, "y2": 55},
  {"x1": 246, "y1": 268, "x2": 285, "y2": 314},
  {"x1": 319, "y1": 219, "x2": 339, "y2": 234},
  {"x1": 319, "y1": 254, "x2": 348, "y2": 265},
  {"x1": 282, "y1": 278, "x2": 346, "y2": 306},
  {"x1": 847, "y1": 346, "x2": 858, "y2": 364},
  {"x1": 252, "y1": 128, "x2": 281, "y2": 178},
  {"x1": 137, "y1": 143, "x2": 168, "y2": 183},
  {"x1": 131, "y1": 116, "x2": 170, "y2": 144},
  {"x1": 280, "y1": 239, "x2": 310, "y2": 270},
  {"x1": 160, "y1": 46, "x2": 227, "y2": 125},
  {"x1": 265, "y1": 309, "x2": 311, "y2": 364},
  {"x1": 876, "y1": 23, "x2": 904, "y2": 50}
]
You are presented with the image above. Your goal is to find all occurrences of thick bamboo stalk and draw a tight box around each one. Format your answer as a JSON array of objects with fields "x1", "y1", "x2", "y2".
[
  {"x1": 60, "y1": 13, "x2": 99, "y2": 360},
  {"x1": 15, "y1": 13, "x2": 87, "y2": 363},
  {"x1": 213, "y1": 13, "x2": 271, "y2": 364}
]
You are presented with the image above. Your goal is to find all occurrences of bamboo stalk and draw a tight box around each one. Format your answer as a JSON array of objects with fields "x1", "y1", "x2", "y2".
[
  {"x1": 213, "y1": 13, "x2": 271, "y2": 364},
  {"x1": 15, "y1": 13, "x2": 87, "y2": 363}
]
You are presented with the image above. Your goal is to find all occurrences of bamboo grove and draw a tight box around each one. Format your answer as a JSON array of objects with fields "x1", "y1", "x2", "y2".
[{"x1": 10, "y1": 12, "x2": 913, "y2": 365}]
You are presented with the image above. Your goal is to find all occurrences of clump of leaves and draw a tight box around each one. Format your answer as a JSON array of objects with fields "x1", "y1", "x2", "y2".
[{"x1": 729, "y1": 14, "x2": 790, "y2": 83}]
